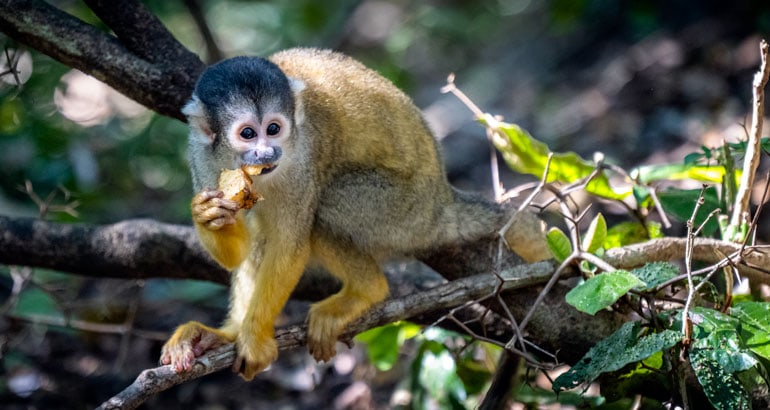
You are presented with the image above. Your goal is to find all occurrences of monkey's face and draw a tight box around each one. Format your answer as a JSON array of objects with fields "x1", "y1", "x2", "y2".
[
  {"x1": 184, "y1": 56, "x2": 307, "y2": 191},
  {"x1": 223, "y1": 104, "x2": 294, "y2": 175}
]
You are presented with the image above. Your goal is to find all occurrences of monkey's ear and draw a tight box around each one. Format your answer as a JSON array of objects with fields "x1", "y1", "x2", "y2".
[
  {"x1": 288, "y1": 77, "x2": 306, "y2": 94},
  {"x1": 288, "y1": 77, "x2": 306, "y2": 124},
  {"x1": 182, "y1": 96, "x2": 215, "y2": 143}
]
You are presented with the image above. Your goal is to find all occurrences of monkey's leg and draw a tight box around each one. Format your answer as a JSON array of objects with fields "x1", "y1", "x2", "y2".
[
  {"x1": 232, "y1": 243, "x2": 311, "y2": 380},
  {"x1": 160, "y1": 321, "x2": 236, "y2": 372},
  {"x1": 308, "y1": 237, "x2": 389, "y2": 362}
]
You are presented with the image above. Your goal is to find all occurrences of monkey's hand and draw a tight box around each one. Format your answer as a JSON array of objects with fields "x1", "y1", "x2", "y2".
[
  {"x1": 233, "y1": 327, "x2": 278, "y2": 381},
  {"x1": 191, "y1": 189, "x2": 250, "y2": 270},
  {"x1": 160, "y1": 321, "x2": 235, "y2": 373},
  {"x1": 192, "y1": 190, "x2": 240, "y2": 230}
]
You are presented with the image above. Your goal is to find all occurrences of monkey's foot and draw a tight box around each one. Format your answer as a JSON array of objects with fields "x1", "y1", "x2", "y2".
[
  {"x1": 307, "y1": 302, "x2": 362, "y2": 362},
  {"x1": 233, "y1": 331, "x2": 278, "y2": 381},
  {"x1": 160, "y1": 321, "x2": 234, "y2": 373}
]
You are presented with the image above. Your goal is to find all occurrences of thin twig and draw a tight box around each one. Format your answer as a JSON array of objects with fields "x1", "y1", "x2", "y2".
[
  {"x1": 681, "y1": 186, "x2": 708, "y2": 344},
  {"x1": 493, "y1": 238, "x2": 525, "y2": 351},
  {"x1": 182, "y1": 0, "x2": 223, "y2": 63},
  {"x1": 646, "y1": 185, "x2": 673, "y2": 229},
  {"x1": 2, "y1": 46, "x2": 21, "y2": 85},
  {"x1": 499, "y1": 153, "x2": 553, "y2": 249},
  {"x1": 490, "y1": 142, "x2": 503, "y2": 200},
  {"x1": 518, "y1": 257, "x2": 573, "y2": 332},
  {"x1": 578, "y1": 251, "x2": 617, "y2": 273},
  {"x1": 6, "y1": 312, "x2": 167, "y2": 341},
  {"x1": 742, "y1": 170, "x2": 770, "y2": 252},
  {"x1": 441, "y1": 74, "x2": 486, "y2": 119}
]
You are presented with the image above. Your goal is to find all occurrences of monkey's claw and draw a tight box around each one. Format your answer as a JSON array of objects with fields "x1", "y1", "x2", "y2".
[
  {"x1": 160, "y1": 321, "x2": 232, "y2": 373},
  {"x1": 307, "y1": 308, "x2": 348, "y2": 362},
  {"x1": 234, "y1": 332, "x2": 278, "y2": 380}
]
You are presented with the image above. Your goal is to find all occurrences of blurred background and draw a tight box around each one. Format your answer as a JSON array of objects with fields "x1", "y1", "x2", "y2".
[{"x1": 1, "y1": 0, "x2": 769, "y2": 408}]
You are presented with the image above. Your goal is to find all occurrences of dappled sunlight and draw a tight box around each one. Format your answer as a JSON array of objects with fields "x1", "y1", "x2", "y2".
[
  {"x1": 0, "y1": 49, "x2": 32, "y2": 85},
  {"x1": 53, "y1": 70, "x2": 147, "y2": 127}
]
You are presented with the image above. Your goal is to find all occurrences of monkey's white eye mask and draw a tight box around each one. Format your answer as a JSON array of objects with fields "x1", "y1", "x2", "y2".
[{"x1": 229, "y1": 108, "x2": 290, "y2": 173}]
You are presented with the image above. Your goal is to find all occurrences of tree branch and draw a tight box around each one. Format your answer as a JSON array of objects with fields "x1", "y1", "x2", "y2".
[
  {"x1": 4, "y1": 216, "x2": 766, "y2": 287},
  {"x1": 0, "y1": 0, "x2": 202, "y2": 120},
  {"x1": 603, "y1": 237, "x2": 770, "y2": 285},
  {"x1": 96, "y1": 262, "x2": 557, "y2": 410},
  {"x1": 478, "y1": 351, "x2": 519, "y2": 410},
  {"x1": 0, "y1": 215, "x2": 227, "y2": 283},
  {"x1": 181, "y1": 0, "x2": 223, "y2": 63},
  {"x1": 83, "y1": 0, "x2": 202, "y2": 67}
]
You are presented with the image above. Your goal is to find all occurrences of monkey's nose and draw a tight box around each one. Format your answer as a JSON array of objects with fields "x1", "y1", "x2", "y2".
[{"x1": 253, "y1": 146, "x2": 282, "y2": 165}]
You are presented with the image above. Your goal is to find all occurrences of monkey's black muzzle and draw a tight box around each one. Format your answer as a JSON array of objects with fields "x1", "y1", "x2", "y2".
[{"x1": 243, "y1": 146, "x2": 282, "y2": 173}]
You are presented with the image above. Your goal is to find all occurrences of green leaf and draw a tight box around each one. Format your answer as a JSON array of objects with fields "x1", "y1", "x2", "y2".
[
  {"x1": 578, "y1": 260, "x2": 598, "y2": 276},
  {"x1": 546, "y1": 227, "x2": 571, "y2": 262},
  {"x1": 356, "y1": 322, "x2": 420, "y2": 371},
  {"x1": 632, "y1": 185, "x2": 653, "y2": 209},
  {"x1": 604, "y1": 221, "x2": 662, "y2": 248},
  {"x1": 600, "y1": 352, "x2": 670, "y2": 403},
  {"x1": 565, "y1": 270, "x2": 645, "y2": 315},
  {"x1": 13, "y1": 287, "x2": 63, "y2": 318},
  {"x1": 632, "y1": 163, "x2": 727, "y2": 184},
  {"x1": 689, "y1": 349, "x2": 751, "y2": 410},
  {"x1": 629, "y1": 262, "x2": 680, "y2": 291},
  {"x1": 684, "y1": 151, "x2": 706, "y2": 165},
  {"x1": 552, "y1": 322, "x2": 680, "y2": 392},
  {"x1": 720, "y1": 143, "x2": 737, "y2": 214},
  {"x1": 732, "y1": 302, "x2": 770, "y2": 360},
  {"x1": 658, "y1": 187, "x2": 721, "y2": 236},
  {"x1": 455, "y1": 343, "x2": 500, "y2": 395},
  {"x1": 685, "y1": 307, "x2": 757, "y2": 373},
  {"x1": 487, "y1": 119, "x2": 630, "y2": 200},
  {"x1": 415, "y1": 346, "x2": 467, "y2": 409},
  {"x1": 688, "y1": 307, "x2": 739, "y2": 337},
  {"x1": 582, "y1": 213, "x2": 607, "y2": 254}
]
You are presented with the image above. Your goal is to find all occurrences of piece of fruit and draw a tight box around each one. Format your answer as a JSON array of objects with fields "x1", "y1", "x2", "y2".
[
  {"x1": 242, "y1": 164, "x2": 270, "y2": 176},
  {"x1": 218, "y1": 167, "x2": 263, "y2": 209}
]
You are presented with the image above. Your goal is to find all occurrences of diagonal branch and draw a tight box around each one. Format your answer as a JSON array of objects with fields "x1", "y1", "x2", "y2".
[
  {"x1": 0, "y1": 0, "x2": 203, "y2": 120},
  {"x1": 96, "y1": 261, "x2": 558, "y2": 410},
  {"x1": 83, "y1": 0, "x2": 201, "y2": 67},
  {"x1": 182, "y1": 0, "x2": 223, "y2": 63}
]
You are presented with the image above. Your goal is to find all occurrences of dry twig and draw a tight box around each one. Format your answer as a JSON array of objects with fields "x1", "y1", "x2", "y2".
[{"x1": 729, "y1": 39, "x2": 769, "y2": 231}]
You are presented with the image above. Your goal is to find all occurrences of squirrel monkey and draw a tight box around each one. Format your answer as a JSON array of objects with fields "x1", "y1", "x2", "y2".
[{"x1": 160, "y1": 48, "x2": 504, "y2": 380}]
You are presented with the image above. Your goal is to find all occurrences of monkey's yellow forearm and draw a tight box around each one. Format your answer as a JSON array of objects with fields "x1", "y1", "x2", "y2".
[{"x1": 195, "y1": 213, "x2": 250, "y2": 270}]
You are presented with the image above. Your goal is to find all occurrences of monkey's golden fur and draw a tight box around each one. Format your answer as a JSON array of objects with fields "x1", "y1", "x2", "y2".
[{"x1": 160, "y1": 48, "x2": 503, "y2": 380}]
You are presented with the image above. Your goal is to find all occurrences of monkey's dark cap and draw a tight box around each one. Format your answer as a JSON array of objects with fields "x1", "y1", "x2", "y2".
[{"x1": 195, "y1": 56, "x2": 295, "y2": 120}]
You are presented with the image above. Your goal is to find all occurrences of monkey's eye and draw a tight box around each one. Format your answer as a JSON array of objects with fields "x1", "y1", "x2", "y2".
[
  {"x1": 240, "y1": 127, "x2": 257, "y2": 140},
  {"x1": 266, "y1": 123, "x2": 281, "y2": 136}
]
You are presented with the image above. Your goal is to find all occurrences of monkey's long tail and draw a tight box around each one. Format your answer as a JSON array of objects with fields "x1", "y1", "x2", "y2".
[{"x1": 434, "y1": 188, "x2": 507, "y2": 247}]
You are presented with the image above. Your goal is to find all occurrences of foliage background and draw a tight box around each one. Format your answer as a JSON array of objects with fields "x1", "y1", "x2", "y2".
[{"x1": 1, "y1": 0, "x2": 769, "y2": 408}]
